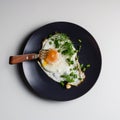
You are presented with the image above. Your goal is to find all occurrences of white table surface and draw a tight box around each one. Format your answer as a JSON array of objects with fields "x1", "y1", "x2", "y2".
[{"x1": 0, "y1": 0, "x2": 120, "y2": 120}]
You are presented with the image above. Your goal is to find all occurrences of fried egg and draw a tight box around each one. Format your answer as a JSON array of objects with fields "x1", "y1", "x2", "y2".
[{"x1": 38, "y1": 33, "x2": 85, "y2": 89}]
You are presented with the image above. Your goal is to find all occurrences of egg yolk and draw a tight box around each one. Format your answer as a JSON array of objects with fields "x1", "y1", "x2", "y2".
[{"x1": 44, "y1": 49, "x2": 58, "y2": 64}]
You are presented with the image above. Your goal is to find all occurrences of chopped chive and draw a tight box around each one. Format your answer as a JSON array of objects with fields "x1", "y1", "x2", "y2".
[
  {"x1": 51, "y1": 38, "x2": 54, "y2": 41},
  {"x1": 70, "y1": 72, "x2": 77, "y2": 78},
  {"x1": 60, "y1": 81, "x2": 65, "y2": 87},
  {"x1": 66, "y1": 58, "x2": 74, "y2": 65},
  {"x1": 80, "y1": 64, "x2": 91, "y2": 72},
  {"x1": 61, "y1": 42, "x2": 75, "y2": 56},
  {"x1": 58, "y1": 49, "x2": 61, "y2": 52},
  {"x1": 73, "y1": 74, "x2": 77, "y2": 78},
  {"x1": 73, "y1": 66, "x2": 78, "y2": 70},
  {"x1": 82, "y1": 67, "x2": 86, "y2": 72},
  {"x1": 86, "y1": 64, "x2": 91, "y2": 68},
  {"x1": 74, "y1": 50, "x2": 78, "y2": 53},
  {"x1": 54, "y1": 39, "x2": 60, "y2": 48},
  {"x1": 60, "y1": 74, "x2": 75, "y2": 83},
  {"x1": 49, "y1": 34, "x2": 53, "y2": 38},
  {"x1": 71, "y1": 60, "x2": 74, "y2": 64},
  {"x1": 49, "y1": 41, "x2": 52, "y2": 45},
  {"x1": 70, "y1": 68, "x2": 72, "y2": 71},
  {"x1": 80, "y1": 64, "x2": 84, "y2": 69},
  {"x1": 67, "y1": 78, "x2": 74, "y2": 83},
  {"x1": 79, "y1": 77, "x2": 82, "y2": 80},
  {"x1": 79, "y1": 45, "x2": 82, "y2": 51},
  {"x1": 62, "y1": 50, "x2": 69, "y2": 55},
  {"x1": 78, "y1": 39, "x2": 82, "y2": 43},
  {"x1": 70, "y1": 72, "x2": 74, "y2": 76}
]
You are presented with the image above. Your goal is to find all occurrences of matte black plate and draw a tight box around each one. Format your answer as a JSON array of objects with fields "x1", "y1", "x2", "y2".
[{"x1": 22, "y1": 22, "x2": 102, "y2": 101}]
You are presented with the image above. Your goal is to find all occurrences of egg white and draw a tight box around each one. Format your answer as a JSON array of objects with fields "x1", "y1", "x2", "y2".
[{"x1": 38, "y1": 33, "x2": 85, "y2": 87}]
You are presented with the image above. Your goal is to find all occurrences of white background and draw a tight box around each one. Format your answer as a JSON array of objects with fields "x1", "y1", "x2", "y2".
[{"x1": 0, "y1": 0, "x2": 120, "y2": 120}]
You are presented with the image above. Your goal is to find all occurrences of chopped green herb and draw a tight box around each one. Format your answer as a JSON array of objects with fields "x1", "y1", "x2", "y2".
[
  {"x1": 78, "y1": 39, "x2": 82, "y2": 43},
  {"x1": 78, "y1": 45, "x2": 82, "y2": 51},
  {"x1": 60, "y1": 33, "x2": 69, "y2": 40},
  {"x1": 79, "y1": 77, "x2": 82, "y2": 80},
  {"x1": 62, "y1": 50, "x2": 69, "y2": 55},
  {"x1": 59, "y1": 39, "x2": 62, "y2": 42},
  {"x1": 80, "y1": 64, "x2": 84, "y2": 69},
  {"x1": 71, "y1": 61, "x2": 74, "y2": 64},
  {"x1": 77, "y1": 39, "x2": 82, "y2": 52},
  {"x1": 60, "y1": 81, "x2": 65, "y2": 87},
  {"x1": 74, "y1": 50, "x2": 78, "y2": 53},
  {"x1": 66, "y1": 58, "x2": 70, "y2": 62},
  {"x1": 70, "y1": 72, "x2": 74, "y2": 76},
  {"x1": 51, "y1": 38, "x2": 54, "y2": 41},
  {"x1": 73, "y1": 66, "x2": 78, "y2": 70},
  {"x1": 76, "y1": 55, "x2": 79, "y2": 60},
  {"x1": 86, "y1": 64, "x2": 91, "y2": 68},
  {"x1": 60, "y1": 74, "x2": 74, "y2": 83},
  {"x1": 80, "y1": 64, "x2": 91, "y2": 72},
  {"x1": 49, "y1": 33, "x2": 77, "y2": 57},
  {"x1": 70, "y1": 68, "x2": 72, "y2": 71},
  {"x1": 66, "y1": 58, "x2": 74, "y2": 65},
  {"x1": 58, "y1": 49, "x2": 61, "y2": 52},
  {"x1": 82, "y1": 67, "x2": 86, "y2": 72},
  {"x1": 54, "y1": 39, "x2": 60, "y2": 48},
  {"x1": 75, "y1": 57, "x2": 78, "y2": 60},
  {"x1": 49, "y1": 41, "x2": 52, "y2": 45},
  {"x1": 60, "y1": 74, "x2": 66, "y2": 78},
  {"x1": 67, "y1": 78, "x2": 74, "y2": 83},
  {"x1": 49, "y1": 34, "x2": 53, "y2": 38},
  {"x1": 73, "y1": 74, "x2": 77, "y2": 78},
  {"x1": 70, "y1": 72, "x2": 77, "y2": 78},
  {"x1": 61, "y1": 42, "x2": 75, "y2": 56}
]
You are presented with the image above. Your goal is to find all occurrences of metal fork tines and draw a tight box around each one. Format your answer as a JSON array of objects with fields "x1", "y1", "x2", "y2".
[{"x1": 39, "y1": 49, "x2": 48, "y2": 59}]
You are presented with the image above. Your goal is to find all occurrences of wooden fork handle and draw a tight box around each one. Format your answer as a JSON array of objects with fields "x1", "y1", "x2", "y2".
[{"x1": 9, "y1": 53, "x2": 38, "y2": 64}]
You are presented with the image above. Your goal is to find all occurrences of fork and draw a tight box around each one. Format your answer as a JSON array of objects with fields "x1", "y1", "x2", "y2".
[{"x1": 9, "y1": 50, "x2": 48, "y2": 64}]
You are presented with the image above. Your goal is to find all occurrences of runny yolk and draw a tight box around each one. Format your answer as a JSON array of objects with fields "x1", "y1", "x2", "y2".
[{"x1": 44, "y1": 49, "x2": 58, "y2": 64}]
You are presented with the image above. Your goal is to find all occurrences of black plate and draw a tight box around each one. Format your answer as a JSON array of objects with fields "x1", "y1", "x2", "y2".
[{"x1": 22, "y1": 22, "x2": 102, "y2": 101}]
